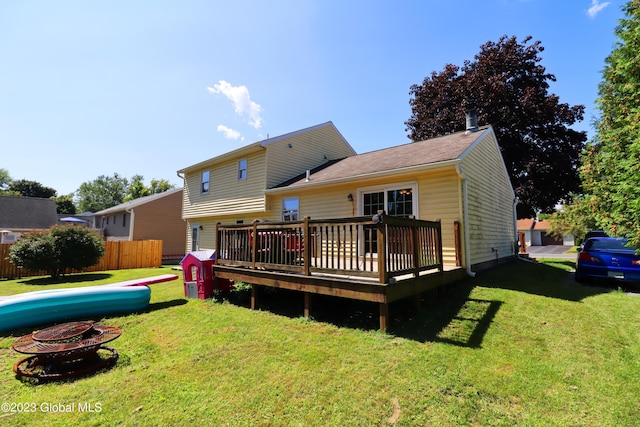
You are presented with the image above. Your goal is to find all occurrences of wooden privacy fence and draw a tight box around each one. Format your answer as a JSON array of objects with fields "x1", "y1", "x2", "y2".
[{"x1": 0, "y1": 240, "x2": 163, "y2": 279}]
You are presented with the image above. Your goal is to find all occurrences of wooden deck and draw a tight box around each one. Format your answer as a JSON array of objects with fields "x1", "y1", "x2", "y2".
[{"x1": 214, "y1": 214, "x2": 465, "y2": 331}]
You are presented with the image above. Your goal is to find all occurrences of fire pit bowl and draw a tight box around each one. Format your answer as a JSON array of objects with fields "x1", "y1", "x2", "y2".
[{"x1": 12, "y1": 321, "x2": 121, "y2": 382}]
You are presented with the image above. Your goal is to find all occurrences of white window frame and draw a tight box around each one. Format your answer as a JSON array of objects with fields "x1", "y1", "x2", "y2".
[
  {"x1": 238, "y1": 159, "x2": 247, "y2": 180},
  {"x1": 201, "y1": 171, "x2": 210, "y2": 194},
  {"x1": 191, "y1": 224, "x2": 200, "y2": 252},
  {"x1": 282, "y1": 197, "x2": 299, "y2": 221},
  {"x1": 357, "y1": 182, "x2": 419, "y2": 218},
  {"x1": 357, "y1": 182, "x2": 419, "y2": 256}
]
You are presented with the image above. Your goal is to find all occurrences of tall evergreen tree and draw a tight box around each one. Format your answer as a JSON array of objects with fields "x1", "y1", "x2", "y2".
[{"x1": 581, "y1": 1, "x2": 640, "y2": 248}]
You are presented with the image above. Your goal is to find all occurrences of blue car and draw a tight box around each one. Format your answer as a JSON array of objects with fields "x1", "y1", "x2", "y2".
[{"x1": 575, "y1": 237, "x2": 640, "y2": 284}]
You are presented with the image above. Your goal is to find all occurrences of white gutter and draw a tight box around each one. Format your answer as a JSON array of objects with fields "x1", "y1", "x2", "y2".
[
  {"x1": 455, "y1": 165, "x2": 476, "y2": 277},
  {"x1": 125, "y1": 207, "x2": 135, "y2": 241}
]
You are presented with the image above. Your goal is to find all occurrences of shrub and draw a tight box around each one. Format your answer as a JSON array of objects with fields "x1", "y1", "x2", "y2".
[
  {"x1": 8, "y1": 231, "x2": 58, "y2": 275},
  {"x1": 9, "y1": 225, "x2": 105, "y2": 278}
]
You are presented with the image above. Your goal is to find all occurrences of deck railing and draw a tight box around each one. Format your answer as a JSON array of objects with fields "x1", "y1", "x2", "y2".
[{"x1": 215, "y1": 214, "x2": 443, "y2": 284}]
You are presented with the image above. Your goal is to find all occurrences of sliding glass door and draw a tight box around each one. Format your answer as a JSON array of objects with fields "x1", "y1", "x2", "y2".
[{"x1": 361, "y1": 186, "x2": 415, "y2": 254}]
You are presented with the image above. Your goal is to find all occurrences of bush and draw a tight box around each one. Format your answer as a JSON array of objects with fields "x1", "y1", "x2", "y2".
[
  {"x1": 9, "y1": 225, "x2": 105, "y2": 278},
  {"x1": 8, "y1": 231, "x2": 58, "y2": 274}
]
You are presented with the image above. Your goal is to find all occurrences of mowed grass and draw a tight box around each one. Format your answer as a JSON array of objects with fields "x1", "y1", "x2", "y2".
[{"x1": 1, "y1": 261, "x2": 640, "y2": 426}]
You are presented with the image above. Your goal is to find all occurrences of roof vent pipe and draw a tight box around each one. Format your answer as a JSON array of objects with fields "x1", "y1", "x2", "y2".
[
  {"x1": 465, "y1": 108, "x2": 478, "y2": 134},
  {"x1": 305, "y1": 170, "x2": 310, "y2": 182}
]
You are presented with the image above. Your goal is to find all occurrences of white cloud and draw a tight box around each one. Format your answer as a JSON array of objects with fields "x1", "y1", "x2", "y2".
[
  {"x1": 207, "y1": 80, "x2": 263, "y2": 129},
  {"x1": 217, "y1": 125, "x2": 243, "y2": 140},
  {"x1": 587, "y1": 0, "x2": 610, "y2": 18}
]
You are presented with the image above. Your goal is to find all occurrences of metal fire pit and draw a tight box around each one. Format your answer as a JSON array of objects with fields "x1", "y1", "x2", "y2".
[{"x1": 12, "y1": 321, "x2": 121, "y2": 382}]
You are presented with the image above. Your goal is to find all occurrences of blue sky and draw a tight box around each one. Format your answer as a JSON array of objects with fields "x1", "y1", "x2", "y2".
[{"x1": 0, "y1": 0, "x2": 624, "y2": 196}]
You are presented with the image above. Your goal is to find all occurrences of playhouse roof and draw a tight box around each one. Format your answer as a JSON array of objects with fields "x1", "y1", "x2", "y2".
[{"x1": 180, "y1": 249, "x2": 216, "y2": 264}]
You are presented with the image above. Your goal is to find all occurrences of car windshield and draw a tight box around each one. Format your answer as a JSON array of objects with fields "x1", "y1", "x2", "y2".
[{"x1": 588, "y1": 239, "x2": 631, "y2": 251}]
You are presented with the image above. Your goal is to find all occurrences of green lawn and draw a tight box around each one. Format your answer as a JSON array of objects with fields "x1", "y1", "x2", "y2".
[{"x1": 1, "y1": 261, "x2": 640, "y2": 426}]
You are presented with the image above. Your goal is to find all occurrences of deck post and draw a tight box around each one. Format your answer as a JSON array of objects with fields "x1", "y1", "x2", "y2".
[
  {"x1": 251, "y1": 220, "x2": 258, "y2": 270},
  {"x1": 379, "y1": 302, "x2": 389, "y2": 332},
  {"x1": 376, "y1": 212, "x2": 388, "y2": 284},
  {"x1": 454, "y1": 221, "x2": 462, "y2": 266},
  {"x1": 436, "y1": 220, "x2": 444, "y2": 272},
  {"x1": 412, "y1": 222, "x2": 420, "y2": 277},
  {"x1": 413, "y1": 293, "x2": 421, "y2": 311},
  {"x1": 251, "y1": 284, "x2": 258, "y2": 310},
  {"x1": 303, "y1": 216, "x2": 311, "y2": 276},
  {"x1": 215, "y1": 222, "x2": 221, "y2": 259},
  {"x1": 304, "y1": 292, "x2": 311, "y2": 318}
]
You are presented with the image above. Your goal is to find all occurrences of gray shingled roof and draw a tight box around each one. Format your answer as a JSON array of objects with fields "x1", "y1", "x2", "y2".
[
  {"x1": 0, "y1": 196, "x2": 58, "y2": 229},
  {"x1": 94, "y1": 188, "x2": 183, "y2": 215},
  {"x1": 280, "y1": 126, "x2": 490, "y2": 188}
]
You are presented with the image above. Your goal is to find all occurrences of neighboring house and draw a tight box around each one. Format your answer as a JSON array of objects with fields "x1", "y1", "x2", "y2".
[
  {"x1": 93, "y1": 188, "x2": 186, "y2": 259},
  {"x1": 518, "y1": 218, "x2": 574, "y2": 247},
  {"x1": 0, "y1": 196, "x2": 58, "y2": 243},
  {"x1": 178, "y1": 120, "x2": 517, "y2": 274},
  {"x1": 517, "y1": 218, "x2": 535, "y2": 248}
]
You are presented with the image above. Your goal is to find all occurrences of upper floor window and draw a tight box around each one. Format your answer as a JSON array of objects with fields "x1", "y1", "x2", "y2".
[
  {"x1": 238, "y1": 159, "x2": 247, "y2": 180},
  {"x1": 201, "y1": 170, "x2": 210, "y2": 193},
  {"x1": 282, "y1": 197, "x2": 299, "y2": 221}
]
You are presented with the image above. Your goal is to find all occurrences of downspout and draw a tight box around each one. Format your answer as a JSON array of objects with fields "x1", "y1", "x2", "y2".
[
  {"x1": 126, "y1": 207, "x2": 134, "y2": 241},
  {"x1": 455, "y1": 165, "x2": 476, "y2": 277},
  {"x1": 513, "y1": 197, "x2": 519, "y2": 259},
  {"x1": 176, "y1": 171, "x2": 188, "y2": 251}
]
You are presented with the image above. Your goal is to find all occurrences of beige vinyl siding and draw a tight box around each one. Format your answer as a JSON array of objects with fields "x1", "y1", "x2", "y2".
[
  {"x1": 264, "y1": 125, "x2": 356, "y2": 189},
  {"x1": 459, "y1": 132, "x2": 516, "y2": 266},
  {"x1": 267, "y1": 171, "x2": 463, "y2": 266},
  {"x1": 417, "y1": 168, "x2": 461, "y2": 266},
  {"x1": 130, "y1": 191, "x2": 186, "y2": 256},
  {"x1": 182, "y1": 151, "x2": 267, "y2": 218}
]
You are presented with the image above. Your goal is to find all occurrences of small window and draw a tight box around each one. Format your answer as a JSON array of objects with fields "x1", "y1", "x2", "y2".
[
  {"x1": 201, "y1": 171, "x2": 210, "y2": 193},
  {"x1": 282, "y1": 197, "x2": 299, "y2": 221},
  {"x1": 122, "y1": 213, "x2": 126, "y2": 227},
  {"x1": 238, "y1": 159, "x2": 247, "y2": 180}
]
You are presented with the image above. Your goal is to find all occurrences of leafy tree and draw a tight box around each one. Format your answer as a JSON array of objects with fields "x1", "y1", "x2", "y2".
[
  {"x1": 581, "y1": 1, "x2": 640, "y2": 248},
  {"x1": 125, "y1": 176, "x2": 175, "y2": 201},
  {"x1": 0, "y1": 168, "x2": 11, "y2": 191},
  {"x1": 406, "y1": 35, "x2": 587, "y2": 218},
  {"x1": 54, "y1": 194, "x2": 77, "y2": 214},
  {"x1": 149, "y1": 178, "x2": 175, "y2": 194},
  {"x1": 76, "y1": 173, "x2": 129, "y2": 212},
  {"x1": 8, "y1": 179, "x2": 57, "y2": 198},
  {"x1": 50, "y1": 225, "x2": 104, "y2": 275},
  {"x1": 124, "y1": 175, "x2": 150, "y2": 201},
  {"x1": 9, "y1": 225, "x2": 104, "y2": 278},
  {"x1": 546, "y1": 195, "x2": 599, "y2": 244}
]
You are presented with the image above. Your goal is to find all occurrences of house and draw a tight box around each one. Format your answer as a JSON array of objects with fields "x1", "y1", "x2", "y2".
[
  {"x1": 517, "y1": 218, "x2": 574, "y2": 247},
  {"x1": 177, "y1": 121, "x2": 358, "y2": 251},
  {"x1": 93, "y1": 188, "x2": 186, "y2": 260},
  {"x1": 178, "y1": 120, "x2": 516, "y2": 275},
  {"x1": 0, "y1": 195, "x2": 58, "y2": 243},
  {"x1": 177, "y1": 120, "x2": 516, "y2": 330}
]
